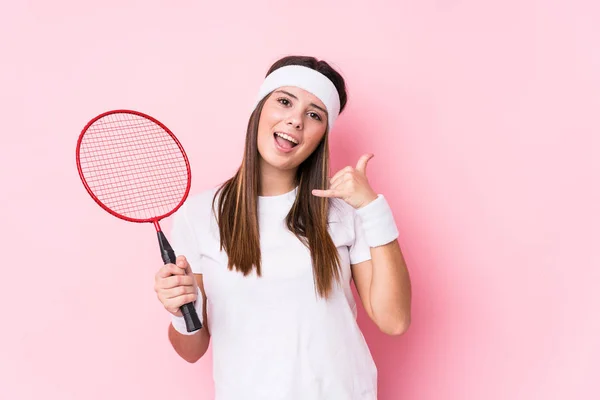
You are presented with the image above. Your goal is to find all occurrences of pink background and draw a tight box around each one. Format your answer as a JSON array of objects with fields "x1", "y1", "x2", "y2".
[{"x1": 1, "y1": 1, "x2": 598, "y2": 399}]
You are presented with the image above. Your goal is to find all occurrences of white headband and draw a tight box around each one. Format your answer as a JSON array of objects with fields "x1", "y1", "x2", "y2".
[{"x1": 253, "y1": 65, "x2": 341, "y2": 132}]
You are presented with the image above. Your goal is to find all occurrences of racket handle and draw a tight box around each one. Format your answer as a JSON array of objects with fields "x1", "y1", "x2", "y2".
[{"x1": 157, "y1": 231, "x2": 203, "y2": 333}]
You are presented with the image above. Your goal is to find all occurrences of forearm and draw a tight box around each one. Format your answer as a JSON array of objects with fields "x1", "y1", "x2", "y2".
[
  {"x1": 355, "y1": 194, "x2": 411, "y2": 335},
  {"x1": 168, "y1": 280, "x2": 210, "y2": 363},
  {"x1": 369, "y1": 240, "x2": 412, "y2": 335},
  {"x1": 168, "y1": 324, "x2": 210, "y2": 363}
]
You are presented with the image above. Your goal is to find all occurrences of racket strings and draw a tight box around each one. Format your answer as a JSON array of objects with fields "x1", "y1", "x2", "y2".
[{"x1": 78, "y1": 113, "x2": 189, "y2": 220}]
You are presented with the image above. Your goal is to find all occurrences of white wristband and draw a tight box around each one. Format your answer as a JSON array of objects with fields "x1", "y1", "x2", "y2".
[
  {"x1": 356, "y1": 194, "x2": 399, "y2": 247},
  {"x1": 170, "y1": 286, "x2": 204, "y2": 335}
]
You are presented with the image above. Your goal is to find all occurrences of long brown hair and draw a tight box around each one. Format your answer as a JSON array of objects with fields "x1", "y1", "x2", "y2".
[{"x1": 213, "y1": 55, "x2": 348, "y2": 298}]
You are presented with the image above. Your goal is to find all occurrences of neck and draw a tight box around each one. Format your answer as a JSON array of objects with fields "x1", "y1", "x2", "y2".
[{"x1": 258, "y1": 160, "x2": 297, "y2": 196}]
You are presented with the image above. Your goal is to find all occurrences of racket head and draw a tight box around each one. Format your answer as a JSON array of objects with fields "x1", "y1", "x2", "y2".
[{"x1": 75, "y1": 109, "x2": 191, "y2": 224}]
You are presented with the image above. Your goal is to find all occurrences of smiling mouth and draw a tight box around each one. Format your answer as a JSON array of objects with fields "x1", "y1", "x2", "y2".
[{"x1": 273, "y1": 132, "x2": 299, "y2": 150}]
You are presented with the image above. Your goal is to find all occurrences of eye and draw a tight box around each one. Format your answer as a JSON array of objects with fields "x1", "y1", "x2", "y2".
[
  {"x1": 277, "y1": 97, "x2": 291, "y2": 106},
  {"x1": 308, "y1": 112, "x2": 322, "y2": 121}
]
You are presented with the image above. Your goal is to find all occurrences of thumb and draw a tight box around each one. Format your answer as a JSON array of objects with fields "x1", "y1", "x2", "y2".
[{"x1": 355, "y1": 153, "x2": 374, "y2": 175}]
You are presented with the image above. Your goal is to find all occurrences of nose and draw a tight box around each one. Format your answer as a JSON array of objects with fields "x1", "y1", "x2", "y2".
[{"x1": 286, "y1": 111, "x2": 303, "y2": 130}]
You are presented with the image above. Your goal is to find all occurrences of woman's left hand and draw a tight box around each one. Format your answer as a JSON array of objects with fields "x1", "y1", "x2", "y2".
[{"x1": 312, "y1": 153, "x2": 379, "y2": 209}]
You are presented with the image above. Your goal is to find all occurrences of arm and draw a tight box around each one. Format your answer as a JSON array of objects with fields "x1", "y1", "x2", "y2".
[
  {"x1": 168, "y1": 273, "x2": 211, "y2": 363},
  {"x1": 352, "y1": 240, "x2": 412, "y2": 336},
  {"x1": 312, "y1": 154, "x2": 412, "y2": 335}
]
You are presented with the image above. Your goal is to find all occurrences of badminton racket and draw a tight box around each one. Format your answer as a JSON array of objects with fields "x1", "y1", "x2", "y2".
[{"x1": 75, "y1": 109, "x2": 202, "y2": 333}]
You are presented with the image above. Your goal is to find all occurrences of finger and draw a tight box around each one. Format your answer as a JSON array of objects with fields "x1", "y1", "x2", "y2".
[
  {"x1": 158, "y1": 274, "x2": 195, "y2": 289},
  {"x1": 164, "y1": 293, "x2": 198, "y2": 314},
  {"x1": 175, "y1": 255, "x2": 189, "y2": 270},
  {"x1": 329, "y1": 166, "x2": 353, "y2": 184},
  {"x1": 156, "y1": 265, "x2": 175, "y2": 279},
  {"x1": 168, "y1": 263, "x2": 187, "y2": 275},
  {"x1": 180, "y1": 261, "x2": 193, "y2": 276},
  {"x1": 330, "y1": 170, "x2": 353, "y2": 189},
  {"x1": 156, "y1": 263, "x2": 186, "y2": 279},
  {"x1": 312, "y1": 188, "x2": 343, "y2": 198},
  {"x1": 176, "y1": 256, "x2": 194, "y2": 276},
  {"x1": 355, "y1": 153, "x2": 374, "y2": 175},
  {"x1": 161, "y1": 284, "x2": 197, "y2": 300}
]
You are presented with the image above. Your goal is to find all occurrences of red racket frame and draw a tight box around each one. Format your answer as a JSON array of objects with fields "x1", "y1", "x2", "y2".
[{"x1": 75, "y1": 109, "x2": 192, "y2": 232}]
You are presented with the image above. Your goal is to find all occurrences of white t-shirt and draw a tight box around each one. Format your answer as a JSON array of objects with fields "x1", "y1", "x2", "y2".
[{"x1": 170, "y1": 186, "x2": 378, "y2": 400}]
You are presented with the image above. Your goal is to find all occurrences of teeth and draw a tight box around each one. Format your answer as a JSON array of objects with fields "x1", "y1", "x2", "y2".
[{"x1": 275, "y1": 132, "x2": 299, "y2": 144}]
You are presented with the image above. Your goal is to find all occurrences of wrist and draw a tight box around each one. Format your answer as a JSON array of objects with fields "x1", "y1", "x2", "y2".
[
  {"x1": 355, "y1": 194, "x2": 399, "y2": 247},
  {"x1": 358, "y1": 192, "x2": 378, "y2": 209}
]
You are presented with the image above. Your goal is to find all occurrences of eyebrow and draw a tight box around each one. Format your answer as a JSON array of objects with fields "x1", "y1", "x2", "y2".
[{"x1": 274, "y1": 90, "x2": 328, "y2": 115}]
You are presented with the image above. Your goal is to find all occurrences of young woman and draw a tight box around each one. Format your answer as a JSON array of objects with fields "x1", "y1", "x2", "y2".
[{"x1": 154, "y1": 55, "x2": 412, "y2": 399}]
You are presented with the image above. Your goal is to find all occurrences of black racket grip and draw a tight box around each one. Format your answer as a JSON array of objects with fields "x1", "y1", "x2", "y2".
[{"x1": 157, "y1": 231, "x2": 203, "y2": 333}]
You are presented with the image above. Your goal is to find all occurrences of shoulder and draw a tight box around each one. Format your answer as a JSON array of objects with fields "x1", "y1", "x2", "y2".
[
  {"x1": 174, "y1": 185, "x2": 221, "y2": 227},
  {"x1": 184, "y1": 186, "x2": 220, "y2": 213},
  {"x1": 328, "y1": 198, "x2": 358, "y2": 229},
  {"x1": 329, "y1": 198, "x2": 356, "y2": 220}
]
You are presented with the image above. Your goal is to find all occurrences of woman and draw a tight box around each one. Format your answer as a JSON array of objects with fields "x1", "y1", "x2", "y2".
[{"x1": 154, "y1": 55, "x2": 412, "y2": 399}]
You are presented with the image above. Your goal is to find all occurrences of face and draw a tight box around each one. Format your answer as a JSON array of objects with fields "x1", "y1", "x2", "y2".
[{"x1": 256, "y1": 86, "x2": 329, "y2": 172}]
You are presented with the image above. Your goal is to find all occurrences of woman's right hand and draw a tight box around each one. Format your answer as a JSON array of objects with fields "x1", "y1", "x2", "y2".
[{"x1": 154, "y1": 255, "x2": 198, "y2": 317}]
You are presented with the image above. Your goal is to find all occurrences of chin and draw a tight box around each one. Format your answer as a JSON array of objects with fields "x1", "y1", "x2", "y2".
[
  {"x1": 265, "y1": 157, "x2": 299, "y2": 171},
  {"x1": 258, "y1": 149, "x2": 298, "y2": 170},
  {"x1": 258, "y1": 143, "x2": 299, "y2": 170}
]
